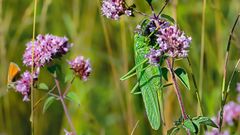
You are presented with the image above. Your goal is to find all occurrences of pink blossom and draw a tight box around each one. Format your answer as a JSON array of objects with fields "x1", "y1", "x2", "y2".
[
  {"x1": 15, "y1": 71, "x2": 32, "y2": 101},
  {"x1": 157, "y1": 25, "x2": 192, "y2": 58},
  {"x1": 205, "y1": 128, "x2": 229, "y2": 135},
  {"x1": 23, "y1": 34, "x2": 72, "y2": 67},
  {"x1": 68, "y1": 56, "x2": 91, "y2": 81},
  {"x1": 101, "y1": 0, "x2": 132, "y2": 20},
  {"x1": 223, "y1": 101, "x2": 240, "y2": 125}
]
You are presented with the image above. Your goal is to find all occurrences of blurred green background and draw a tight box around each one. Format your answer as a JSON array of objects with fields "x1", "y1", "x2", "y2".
[{"x1": 0, "y1": 0, "x2": 239, "y2": 135}]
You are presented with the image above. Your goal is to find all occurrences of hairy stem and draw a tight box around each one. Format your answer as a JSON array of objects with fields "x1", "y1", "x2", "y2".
[
  {"x1": 219, "y1": 14, "x2": 240, "y2": 131},
  {"x1": 166, "y1": 58, "x2": 190, "y2": 135},
  {"x1": 55, "y1": 79, "x2": 77, "y2": 134}
]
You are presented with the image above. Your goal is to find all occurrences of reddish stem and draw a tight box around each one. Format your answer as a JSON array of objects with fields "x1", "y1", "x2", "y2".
[
  {"x1": 55, "y1": 79, "x2": 77, "y2": 135},
  {"x1": 166, "y1": 58, "x2": 190, "y2": 135}
]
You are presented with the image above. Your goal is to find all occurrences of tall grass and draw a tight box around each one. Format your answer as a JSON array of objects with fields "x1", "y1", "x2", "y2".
[{"x1": 0, "y1": 0, "x2": 239, "y2": 135}]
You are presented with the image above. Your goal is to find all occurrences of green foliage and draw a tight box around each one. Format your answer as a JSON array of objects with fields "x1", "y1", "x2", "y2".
[
  {"x1": 167, "y1": 126, "x2": 180, "y2": 135},
  {"x1": 183, "y1": 119, "x2": 198, "y2": 133},
  {"x1": 167, "y1": 116, "x2": 218, "y2": 134},
  {"x1": 43, "y1": 96, "x2": 56, "y2": 113},
  {"x1": 161, "y1": 14, "x2": 175, "y2": 24},
  {"x1": 192, "y1": 116, "x2": 218, "y2": 128},
  {"x1": 1, "y1": 0, "x2": 240, "y2": 134},
  {"x1": 174, "y1": 68, "x2": 190, "y2": 90},
  {"x1": 64, "y1": 72, "x2": 74, "y2": 83},
  {"x1": 38, "y1": 83, "x2": 49, "y2": 90},
  {"x1": 47, "y1": 64, "x2": 61, "y2": 77},
  {"x1": 66, "y1": 91, "x2": 80, "y2": 105}
]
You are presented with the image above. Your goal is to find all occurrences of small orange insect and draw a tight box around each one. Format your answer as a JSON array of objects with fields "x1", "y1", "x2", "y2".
[{"x1": 7, "y1": 62, "x2": 21, "y2": 84}]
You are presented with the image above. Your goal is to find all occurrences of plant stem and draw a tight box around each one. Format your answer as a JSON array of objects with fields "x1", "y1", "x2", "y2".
[
  {"x1": 157, "y1": 0, "x2": 170, "y2": 17},
  {"x1": 219, "y1": 14, "x2": 240, "y2": 131},
  {"x1": 63, "y1": 76, "x2": 76, "y2": 97},
  {"x1": 133, "y1": 9, "x2": 149, "y2": 17},
  {"x1": 31, "y1": 0, "x2": 38, "y2": 134},
  {"x1": 187, "y1": 57, "x2": 204, "y2": 116},
  {"x1": 187, "y1": 57, "x2": 207, "y2": 132},
  {"x1": 54, "y1": 79, "x2": 77, "y2": 135},
  {"x1": 166, "y1": 58, "x2": 190, "y2": 135},
  {"x1": 199, "y1": 0, "x2": 206, "y2": 114}
]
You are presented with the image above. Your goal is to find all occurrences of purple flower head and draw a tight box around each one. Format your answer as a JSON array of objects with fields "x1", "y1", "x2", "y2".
[
  {"x1": 223, "y1": 101, "x2": 240, "y2": 125},
  {"x1": 15, "y1": 71, "x2": 32, "y2": 101},
  {"x1": 101, "y1": 0, "x2": 131, "y2": 20},
  {"x1": 68, "y1": 56, "x2": 91, "y2": 81},
  {"x1": 23, "y1": 34, "x2": 72, "y2": 67},
  {"x1": 157, "y1": 25, "x2": 192, "y2": 58},
  {"x1": 205, "y1": 128, "x2": 229, "y2": 135},
  {"x1": 145, "y1": 48, "x2": 163, "y2": 65}
]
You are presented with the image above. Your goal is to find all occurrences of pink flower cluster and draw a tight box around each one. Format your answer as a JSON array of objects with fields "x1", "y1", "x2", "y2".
[
  {"x1": 23, "y1": 34, "x2": 72, "y2": 67},
  {"x1": 14, "y1": 34, "x2": 92, "y2": 101},
  {"x1": 144, "y1": 19, "x2": 192, "y2": 65},
  {"x1": 101, "y1": 0, "x2": 132, "y2": 20},
  {"x1": 156, "y1": 25, "x2": 192, "y2": 58},
  {"x1": 206, "y1": 83, "x2": 240, "y2": 134},
  {"x1": 68, "y1": 56, "x2": 92, "y2": 81},
  {"x1": 205, "y1": 128, "x2": 229, "y2": 135},
  {"x1": 15, "y1": 71, "x2": 32, "y2": 101},
  {"x1": 221, "y1": 83, "x2": 240, "y2": 125},
  {"x1": 223, "y1": 101, "x2": 240, "y2": 125}
]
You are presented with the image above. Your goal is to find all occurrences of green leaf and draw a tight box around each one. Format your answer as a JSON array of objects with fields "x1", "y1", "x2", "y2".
[
  {"x1": 174, "y1": 68, "x2": 190, "y2": 90},
  {"x1": 47, "y1": 64, "x2": 61, "y2": 77},
  {"x1": 161, "y1": 67, "x2": 169, "y2": 81},
  {"x1": 183, "y1": 119, "x2": 198, "y2": 133},
  {"x1": 66, "y1": 92, "x2": 80, "y2": 105},
  {"x1": 161, "y1": 14, "x2": 175, "y2": 24},
  {"x1": 38, "y1": 83, "x2": 49, "y2": 90},
  {"x1": 64, "y1": 72, "x2": 74, "y2": 83},
  {"x1": 192, "y1": 116, "x2": 218, "y2": 128},
  {"x1": 134, "y1": 34, "x2": 161, "y2": 130},
  {"x1": 42, "y1": 96, "x2": 56, "y2": 113},
  {"x1": 167, "y1": 126, "x2": 180, "y2": 135}
]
